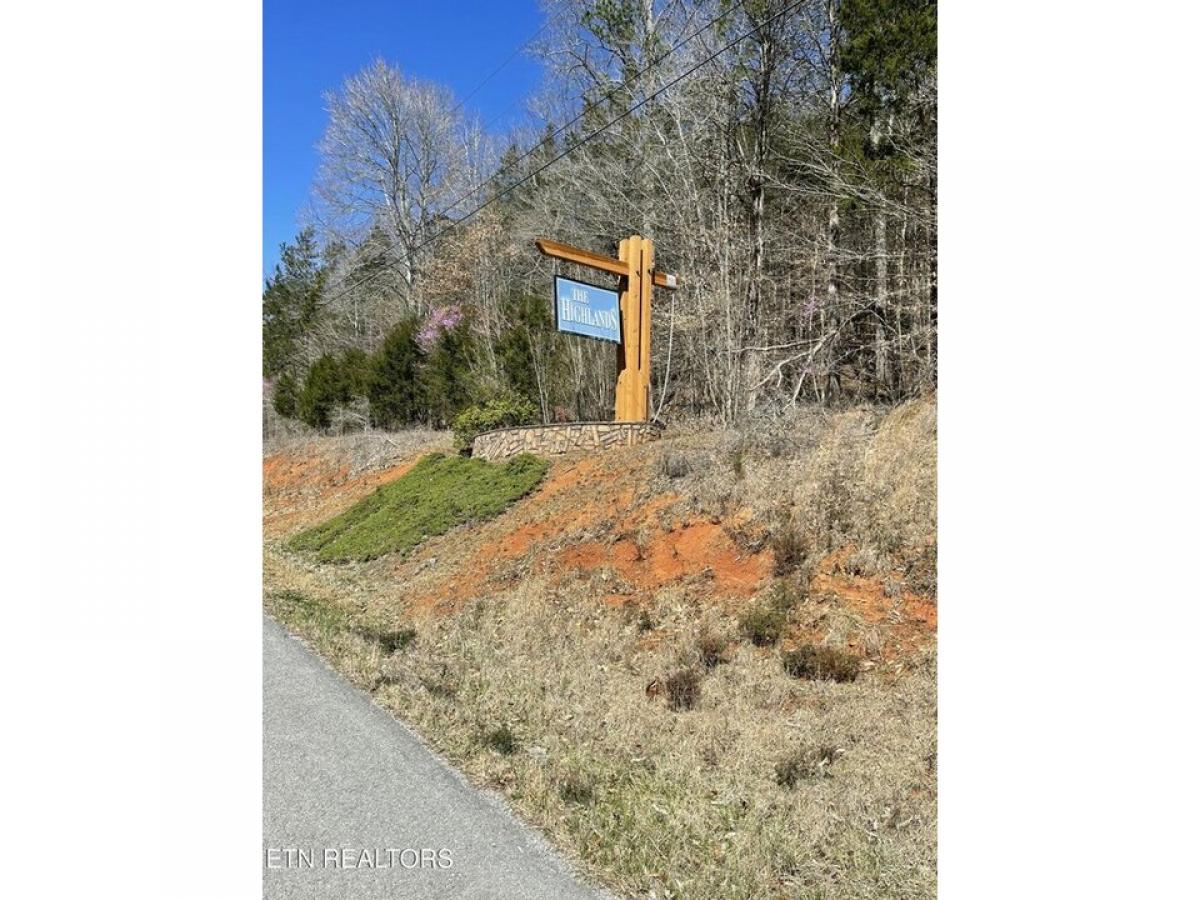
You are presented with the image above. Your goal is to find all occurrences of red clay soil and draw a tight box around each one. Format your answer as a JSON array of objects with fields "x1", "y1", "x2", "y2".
[
  {"x1": 262, "y1": 448, "x2": 419, "y2": 538},
  {"x1": 797, "y1": 545, "x2": 937, "y2": 663},
  {"x1": 556, "y1": 521, "x2": 772, "y2": 598}
]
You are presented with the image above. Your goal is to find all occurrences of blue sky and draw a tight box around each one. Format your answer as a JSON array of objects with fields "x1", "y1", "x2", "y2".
[{"x1": 264, "y1": 0, "x2": 547, "y2": 278}]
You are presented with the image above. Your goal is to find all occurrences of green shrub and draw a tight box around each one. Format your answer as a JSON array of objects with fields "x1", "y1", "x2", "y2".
[
  {"x1": 739, "y1": 604, "x2": 787, "y2": 647},
  {"x1": 297, "y1": 349, "x2": 372, "y2": 430},
  {"x1": 288, "y1": 452, "x2": 549, "y2": 562},
  {"x1": 340, "y1": 347, "x2": 372, "y2": 397},
  {"x1": 421, "y1": 319, "x2": 477, "y2": 428},
  {"x1": 272, "y1": 372, "x2": 298, "y2": 419},
  {"x1": 297, "y1": 353, "x2": 344, "y2": 429},
  {"x1": 781, "y1": 644, "x2": 861, "y2": 682},
  {"x1": 452, "y1": 390, "x2": 539, "y2": 452},
  {"x1": 739, "y1": 582, "x2": 801, "y2": 648}
]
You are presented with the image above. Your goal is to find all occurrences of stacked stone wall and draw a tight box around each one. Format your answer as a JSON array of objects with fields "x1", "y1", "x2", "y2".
[{"x1": 472, "y1": 422, "x2": 662, "y2": 461}]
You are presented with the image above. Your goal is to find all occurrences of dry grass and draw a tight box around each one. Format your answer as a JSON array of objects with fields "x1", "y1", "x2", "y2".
[
  {"x1": 657, "y1": 397, "x2": 937, "y2": 569},
  {"x1": 266, "y1": 574, "x2": 936, "y2": 899},
  {"x1": 263, "y1": 397, "x2": 937, "y2": 899}
]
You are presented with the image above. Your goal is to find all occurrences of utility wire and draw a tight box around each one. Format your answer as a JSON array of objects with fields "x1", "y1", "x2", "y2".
[
  {"x1": 327, "y1": 0, "x2": 795, "y2": 305},
  {"x1": 448, "y1": 17, "x2": 552, "y2": 121}
]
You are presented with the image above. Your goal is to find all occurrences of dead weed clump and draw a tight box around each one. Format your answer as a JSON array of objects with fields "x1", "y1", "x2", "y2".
[
  {"x1": 664, "y1": 668, "x2": 702, "y2": 710},
  {"x1": 775, "y1": 745, "x2": 841, "y2": 787},
  {"x1": 354, "y1": 625, "x2": 417, "y2": 654},
  {"x1": 782, "y1": 644, "x2": 861, "y2": 683},
  {"x1": 659, "y1": 449, "x2": 693, "y2": 479},
  {"x1": 696, "y1": 630, "x2": 730, "y2": 669},
  {"x1": 769, "y1": 513, "x2": 811, "y2": 576}
]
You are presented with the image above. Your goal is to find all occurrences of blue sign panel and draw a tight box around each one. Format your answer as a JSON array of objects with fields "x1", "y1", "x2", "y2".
[{"x1": 554, "y1": 276, "x2": 621, "y2": 344}]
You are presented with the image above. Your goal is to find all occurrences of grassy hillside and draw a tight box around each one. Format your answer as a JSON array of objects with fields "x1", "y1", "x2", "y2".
[
  {"x1": 264, "y1": 398, "x2": 937, "y2": 899},
  {"x1": 287, "y1": 452, "x2": 548, "y2": 562}
]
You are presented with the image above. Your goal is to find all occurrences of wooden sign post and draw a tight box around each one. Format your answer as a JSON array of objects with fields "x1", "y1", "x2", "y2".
[{"x1": 536, "y1": 236, "x2": 679, "y2": 421}]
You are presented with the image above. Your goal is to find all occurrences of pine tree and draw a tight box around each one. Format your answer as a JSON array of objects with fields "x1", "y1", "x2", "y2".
[{"x1": 262, "y1": 227, "x2": 325, "y2": 377}]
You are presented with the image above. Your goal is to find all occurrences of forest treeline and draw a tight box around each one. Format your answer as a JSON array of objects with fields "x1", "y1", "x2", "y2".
[{"x1": 263, "y1": 0, "x2": 936, "y2": 434}]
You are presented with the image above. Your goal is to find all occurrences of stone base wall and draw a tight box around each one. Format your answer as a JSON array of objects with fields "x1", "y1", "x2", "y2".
[{"x1": 472, "y1": 421, "x2": 663, "y2": 461}]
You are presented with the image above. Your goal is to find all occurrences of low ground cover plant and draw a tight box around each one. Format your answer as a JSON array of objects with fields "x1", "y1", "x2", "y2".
[
  {"x1": 287, "y1": 452, "x2": 548, "y2": 562},
  {"x1": 482, "y1": 724, "x2": 519, "y2": 756},
  {"x1": 355, "y1": 625, "x2": 416, "y2": 653}
]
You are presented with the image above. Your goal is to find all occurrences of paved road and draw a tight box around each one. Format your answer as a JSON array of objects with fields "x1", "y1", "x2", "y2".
[{"x1": 263, "y1": 616, "x2": 610, "y2": 899}]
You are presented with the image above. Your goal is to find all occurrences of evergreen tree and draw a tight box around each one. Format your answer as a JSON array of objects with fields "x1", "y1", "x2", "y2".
[
  {"x1": 421, "y1": 319, "x2": 477, "y2": 427},
  {"x1": 297, "y1": 354, "x2": 344, "y2": 429},
  {"x1": 840, "y1": 0, "x2": 937, "y2": 123},
  {"x1": 262, "y1": 227, "x2": 325, "y2": 377},
  {"x1": 273, "y1": 372, "x2": 298, "y2": 419},
  {"x1": 496, "y1": 293, "x2": 555, "y2": 407},
  {"x1": 368, "y1": 316, "x2": 424, "y2": 429},
  {"x1": 339, "y1": 347, "x2": 372, "y2": 398}
]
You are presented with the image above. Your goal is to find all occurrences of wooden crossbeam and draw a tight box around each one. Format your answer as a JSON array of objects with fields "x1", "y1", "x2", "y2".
[{"x1": 535, "y1": 238, "x2": 679, "y2": 289}]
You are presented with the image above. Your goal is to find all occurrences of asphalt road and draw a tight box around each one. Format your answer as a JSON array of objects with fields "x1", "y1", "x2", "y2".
[{"x1": 263, "y1": 616, "x2": 610, "y2": 900}]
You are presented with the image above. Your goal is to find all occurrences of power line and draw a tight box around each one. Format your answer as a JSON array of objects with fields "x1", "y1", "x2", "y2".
[
  {"x1": 327, "y1": 0, "x2": 796, "y2": 306},
  {"x1": 448, "y1": 17, "x2": 552, "y2": 121}
]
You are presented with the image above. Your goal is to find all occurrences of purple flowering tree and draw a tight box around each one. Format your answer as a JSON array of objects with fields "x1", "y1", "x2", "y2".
[{"x1": 417, "y1": 303, "x2": 465, "y2": 352}]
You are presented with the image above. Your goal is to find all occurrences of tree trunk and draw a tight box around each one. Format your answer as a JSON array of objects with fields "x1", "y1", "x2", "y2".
[{"x1": 873, "y1": 210, "x2": 890, "y2": 400}]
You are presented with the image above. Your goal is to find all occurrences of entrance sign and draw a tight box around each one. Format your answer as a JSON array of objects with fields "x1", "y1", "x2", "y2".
[
  {"x1": 554, "y1": 276, "x2": 621, "y2": 344},
  {"x1": 536, "y1": 236, "x2": 680, "y2": 422}
]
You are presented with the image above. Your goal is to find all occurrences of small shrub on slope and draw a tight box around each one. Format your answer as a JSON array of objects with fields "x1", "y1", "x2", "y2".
[
  {"x1": 696, "y1": 631, "x2": 729, "y2": 669},
  {"x1": 739, "y1": 581, "x2": 803, "y2": 647},
  {"x1": 781, "y1": 644, "x2": 861, "y2": 682},
  {"x1": 452, "y1": 391, "x2": 538, "y2": 452}
]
